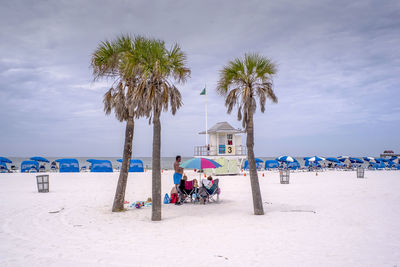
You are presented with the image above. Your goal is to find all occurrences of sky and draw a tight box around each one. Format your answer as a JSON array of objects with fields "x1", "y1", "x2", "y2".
[{"x1": 0, "y1": 0, "x2": 399, "y2": 157}]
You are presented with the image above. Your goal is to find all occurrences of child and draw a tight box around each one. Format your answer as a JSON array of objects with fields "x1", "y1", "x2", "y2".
[
  {"x1": 202, "y1": 176, "x2": 214, "y2": 190},
  {"x1": 193, "y1": 179, "x2": 200, "y2": 202}
]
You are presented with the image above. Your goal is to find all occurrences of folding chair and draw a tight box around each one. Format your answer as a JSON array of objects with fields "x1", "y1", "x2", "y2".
[
  {"x1": 200, "y1": 179, "x2": 220, "y2": 203},
  {"x1": 177, "y1": 180, "x2": 195, "y2": 203}
]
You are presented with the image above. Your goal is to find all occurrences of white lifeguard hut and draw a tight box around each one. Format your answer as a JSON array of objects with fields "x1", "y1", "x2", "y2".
[{"x1": 194, "y1": 121, "x2": 247, "y2": 175}]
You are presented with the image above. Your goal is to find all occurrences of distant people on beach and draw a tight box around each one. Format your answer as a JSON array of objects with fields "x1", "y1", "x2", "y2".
[{"x1": 173, "y1": 155, "x2": 183, "y2": 186}]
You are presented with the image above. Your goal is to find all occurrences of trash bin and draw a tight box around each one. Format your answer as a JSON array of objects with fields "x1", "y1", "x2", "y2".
[
  {"x1": 36, "y1": 175, "x2": 49, "y2": 193},
  {"x1": 356, "y1": 167, "x2": 364, "y2": 179},
  {"x1": 280, "y1": 170, "x2": 290, "y2": 184}
]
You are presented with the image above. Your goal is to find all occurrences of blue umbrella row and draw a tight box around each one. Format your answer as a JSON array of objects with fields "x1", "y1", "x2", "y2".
[
  {"x1": 242, "y1": 156, "x2": 400, "y2": 170},
  {"x1": 0, "y1": 157, "x2": 146, "y2": 173}
]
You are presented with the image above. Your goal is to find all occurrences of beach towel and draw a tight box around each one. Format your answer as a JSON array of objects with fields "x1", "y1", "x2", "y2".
[{"x1": 170, "y1": 193, "x2": 178, "y2": 204}]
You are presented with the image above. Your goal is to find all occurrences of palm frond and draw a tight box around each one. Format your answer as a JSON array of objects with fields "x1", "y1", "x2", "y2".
[{"x1": 216, "y1": 52, "x2": 278, "y2": 125}]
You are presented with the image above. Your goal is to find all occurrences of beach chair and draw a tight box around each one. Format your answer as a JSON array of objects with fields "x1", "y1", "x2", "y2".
[
  {"x1": 200, "y1": 179, "x2": 220, "y2": 203},
  {"x1": 39, "y1": 165, "x2": 46, "y2": 172},
  {"x1": 177, "y1": 180, "x2": 195, "y2": 203},
  {"x1": 29, "y1": 166, "x2": 38, "y2": 173}
]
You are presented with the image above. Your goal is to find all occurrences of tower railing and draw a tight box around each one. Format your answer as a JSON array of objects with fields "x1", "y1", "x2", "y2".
[{"x1": 194, "y1": 145, "x2": 247, "y2": 156}]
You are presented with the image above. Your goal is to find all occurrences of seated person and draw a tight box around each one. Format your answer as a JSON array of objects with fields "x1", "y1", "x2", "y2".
[
  {"x1": 193, "y1": 178, "x2": 199, "y2": 193},
  {"x1": 178, "y1": 175, "x2": 194, "y2": 195},
  {"x1": 202, "y1": 176, "x2": 217, "y2": 194}
]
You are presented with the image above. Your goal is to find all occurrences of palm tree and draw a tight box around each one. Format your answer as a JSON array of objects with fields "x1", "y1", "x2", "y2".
[
  {"x1": 91, "y1": 35, "x2": 144, "y2": 212},
  {"x1": 217, "y1": 53, "x2": 277, "y2": 215},
  {"x1": 133, "y1": 39, "x2": 190, "y2": 221}
]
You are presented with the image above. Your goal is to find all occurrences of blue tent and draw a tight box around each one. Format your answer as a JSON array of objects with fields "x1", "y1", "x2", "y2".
[
  {"x1": 0, "y1": 157, "x2": 12, "y2": 163},
  {"x1": 243, "y1": 158, "x2": 263, "y2": 170},
  {"x1": 30, "y1": 156, "x2": 50, "y2": 163},
  {"x1": 87, "y1": 159, "x2": 113, "y2": 172},
  {"x1": 117, "y1": 159, "x2": 144, "y2": 172},
  {"x1": 264, "y1": 160, "x2": 279, "y2": 169},
  {"x1": 55, "y1": 158, "x2": 79, "y2": 172},
  {"x1": 21, "y1": 160, "x2": 39, "y2": 172}
]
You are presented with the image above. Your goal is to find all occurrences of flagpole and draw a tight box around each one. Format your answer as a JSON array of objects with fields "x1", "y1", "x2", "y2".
[{"x1": 205, "y1": 84, "x2": 208, "y2": 146}]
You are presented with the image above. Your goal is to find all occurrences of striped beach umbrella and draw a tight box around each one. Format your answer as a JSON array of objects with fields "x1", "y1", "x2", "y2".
[
  {"x1": 308, "y1": 156, "x2": 325, "y2": 162},
  {"x1": 363, "y1": 157, "x2": 376, "y2": 163},
  {"x1": 276, "y1": 156, "x2": 295, "y2": 162}
]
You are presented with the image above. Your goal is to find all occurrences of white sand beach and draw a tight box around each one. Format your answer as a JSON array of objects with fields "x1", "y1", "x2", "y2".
[{"x1": 0, "y1": 170, "x2": 399, "y2": 267}]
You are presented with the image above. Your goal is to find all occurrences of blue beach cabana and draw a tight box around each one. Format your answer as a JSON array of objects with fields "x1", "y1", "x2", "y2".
[
  {"x1": 117, "y1": 159, "x2": 144, "y2": 172},
  {"x1": 55, "y1": 158, "x2": 80, "y2": 172},
  {"x1": 264, "y1": 160, "x2": 279, "y2": 169},
  {"x1": 243, "y1": 158, "x2": 263, "y2": 170},
  {"x1": 30, "y1": 156, "x2": 50, "y2": 163},
  {"x1": 0, "y1": 157, "x2": 12, "y2": 164},
  {"x1": 21, "y1": 160, "x2": 39, "y2": 173},
  {"x1": 87, "y1": 159, "x2": 113, "y2": 172}
]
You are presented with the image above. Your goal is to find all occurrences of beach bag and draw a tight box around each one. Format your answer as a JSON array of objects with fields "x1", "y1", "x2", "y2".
[
  {"x1": 164, "y1": 193, "x2": 171, "y2": 204},
  {"x1": 170, "y1": 193, "x2": 178, "y2": 204}
]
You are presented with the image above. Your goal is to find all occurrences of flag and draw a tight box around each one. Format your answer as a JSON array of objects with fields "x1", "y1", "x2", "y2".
[{"x1": 200, "y1": 88, "x2": 206, "y2": 95}]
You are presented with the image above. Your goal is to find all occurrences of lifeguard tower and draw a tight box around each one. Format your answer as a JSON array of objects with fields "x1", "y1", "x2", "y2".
[{"x1": 194, "y1": 121, "x2": 247, "y2": 175}]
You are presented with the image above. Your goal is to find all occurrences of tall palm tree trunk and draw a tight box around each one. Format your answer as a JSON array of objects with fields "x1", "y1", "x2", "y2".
[
  {"x1": 246, "y1": 114, "x2": 264, "y2": 215},
  {"x1": 152, "y1": 112, "x2": 162, "y2": 221},
  {"x1": 112, "y1": 117, "x2": 134, "y2": 212}
]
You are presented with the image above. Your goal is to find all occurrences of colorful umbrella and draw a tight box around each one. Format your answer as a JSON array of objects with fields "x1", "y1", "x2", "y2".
[{"x1": 180, "y1": 158, "x2": 222, "y2": 169}]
